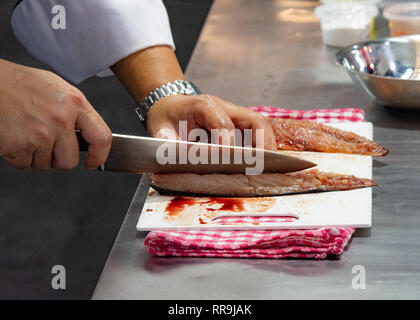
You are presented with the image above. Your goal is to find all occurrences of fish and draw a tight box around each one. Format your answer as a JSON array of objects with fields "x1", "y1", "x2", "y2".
[
  {"x1": 150, "y1": 169, "x2": 376, "y2": 197},
  {"x1": 268, "y1": 118, "x2": 388, "y2": 156}
]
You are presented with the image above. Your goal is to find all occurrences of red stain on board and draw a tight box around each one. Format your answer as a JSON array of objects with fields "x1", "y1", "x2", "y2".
[
  {"x1": 203, "y1": 198, "x2": 246, "y2": 212},
  {"x1": 165, "y1": 197, "x2": 250, "y2": 217},
  {"x1": 164, "y1": 196, "x2": 277, "y2": 224},
  {"x1": 165, "y1": 196, "x2": 196, "y2": 216}
]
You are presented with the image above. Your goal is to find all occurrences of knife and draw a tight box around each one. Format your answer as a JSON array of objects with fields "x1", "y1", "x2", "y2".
[{"x1": 76, "y1": 131, "x2": 316, "y2": 174}]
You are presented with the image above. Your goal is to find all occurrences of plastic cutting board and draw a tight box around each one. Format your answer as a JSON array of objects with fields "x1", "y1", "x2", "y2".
[{"x1": 137, "y1": 122, "x2": 373, "y2": 231}]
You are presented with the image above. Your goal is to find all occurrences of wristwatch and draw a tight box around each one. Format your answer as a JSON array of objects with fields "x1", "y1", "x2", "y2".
[{"x1": 135, "y1": 80, "x2": 201, "y2": 122}]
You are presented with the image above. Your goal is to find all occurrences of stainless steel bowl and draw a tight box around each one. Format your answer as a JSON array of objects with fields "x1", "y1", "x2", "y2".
[{"x1": 336, "y1": 35, "x2": 420, "y2": 109}]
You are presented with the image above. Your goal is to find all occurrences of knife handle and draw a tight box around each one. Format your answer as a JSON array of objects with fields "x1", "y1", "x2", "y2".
[{"x1": 76, "y1": 130, "x2": 89, "y2": 152}]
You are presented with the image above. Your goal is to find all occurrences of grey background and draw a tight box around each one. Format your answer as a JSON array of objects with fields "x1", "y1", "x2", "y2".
[{"x1": 0, "y1": 0, "x2": 212, "y2": 299}]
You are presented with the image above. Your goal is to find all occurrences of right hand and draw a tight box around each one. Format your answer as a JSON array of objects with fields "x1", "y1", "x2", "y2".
[{"x1": 0, "y1": 60, "x2": 112, "y2": 170}]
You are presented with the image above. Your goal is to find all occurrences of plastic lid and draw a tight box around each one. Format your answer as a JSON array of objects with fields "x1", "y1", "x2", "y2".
[
  {"x1": 315, "y1": 3, "x2": 379, "y2": 20},
  {"x1": 384, "y1": 2, "x2": 420, "y2": 21}
]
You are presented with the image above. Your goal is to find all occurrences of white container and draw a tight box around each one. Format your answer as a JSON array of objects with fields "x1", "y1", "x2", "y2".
[
  {"x1": 315, "y1": 3, "x2": 379, "y2": 47},
  {"x1": 383, "y1": 2, "x2": 420, "y2": 36}
]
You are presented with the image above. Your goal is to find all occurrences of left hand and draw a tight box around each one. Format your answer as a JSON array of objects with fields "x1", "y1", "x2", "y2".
[
  {"x1": 146, "y1": 94, "x2": 277, "y2": 150},
  {"x1": 110, "y1": 46, "x2": 276, "y2": 149}
]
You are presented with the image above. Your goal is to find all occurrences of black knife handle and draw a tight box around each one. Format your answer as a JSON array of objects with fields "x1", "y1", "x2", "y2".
[{"x1": 76, "y1": 130, "x2": 89, "y2": 152}]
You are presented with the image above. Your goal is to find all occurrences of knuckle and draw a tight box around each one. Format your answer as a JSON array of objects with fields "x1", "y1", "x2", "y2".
[
  {"x1": 195, "y1": 94, "x2": 214, "y2": 109},
  {"x1": 6, "y1": 158, "x2": 30, "y2": 170},
  {"x1": 65, "y1": 88, "x2": 87, "y2": 110},
  {"x1": 98, "y1": 128, "x2": 112, "y2": 146},
  {"x1": 34, "y1": 126, "x2": 51, "y2": 141},
  {"x1": 18, "y1": 140, "x2": 35, "y2": 155},
  {"x1": 254, "y1": 113, "x2": 265, "y2": 121},
  {"x1": 65, "y1": 89, "x2": 87, "y2": 109},
  {"x1": 1, "y1": 146, "x2": 16, "y2": 158},
  {"x1": 2, "y1": 141, "x2": 33, "y2": 169},
  {"x1": 51, "y1": 110, "x2": 72, "y2": 129}
]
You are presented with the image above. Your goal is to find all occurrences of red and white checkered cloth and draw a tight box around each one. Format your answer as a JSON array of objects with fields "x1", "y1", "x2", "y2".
[
  {"x1": 247, "y1": 106, "x2": 365, "y2": 123},
  {"x1": 145, "y1": 227, "x2": 354, "y2": 260},
  {"x1": 145, "y1": 107, "x2": 363, "y2": 260}
]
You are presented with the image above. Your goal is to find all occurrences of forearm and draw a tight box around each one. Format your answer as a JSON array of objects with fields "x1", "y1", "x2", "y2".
[{"x1": 111, "y1": 45, "x2": 184, "y2": 104}]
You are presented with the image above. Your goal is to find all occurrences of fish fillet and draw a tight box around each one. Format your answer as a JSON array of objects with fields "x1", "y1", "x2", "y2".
[
  {"x1": 151, "y1": 169, "x2": 376, "y2": 197},
  {"x1": 269, "y1": 118, "x2": 388, "y2": 156}
]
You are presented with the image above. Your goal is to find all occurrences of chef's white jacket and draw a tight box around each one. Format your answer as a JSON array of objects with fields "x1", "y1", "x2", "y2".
[{"x1": 11, "y1": 0, "x2": 175, "y2": 84}]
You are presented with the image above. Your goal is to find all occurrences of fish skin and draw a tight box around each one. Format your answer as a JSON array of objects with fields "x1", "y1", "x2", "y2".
[
  {"x1": 151, "y1": 169, "x2": 377, "y2": 197},
  {"x1": 268, "y1": 118, "x2": 389, "y2": 156}
]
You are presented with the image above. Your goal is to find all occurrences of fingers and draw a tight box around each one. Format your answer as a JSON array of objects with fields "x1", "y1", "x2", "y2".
[
  {"x1": 0, "y1": 134, "x2": 35, "y2": 170},
  {"x1": 148, "y1": 120, "x2": 179, "y2": 140},
  {"x1": 245, "y1": 116, "x2": 276, "y2": 150},
  {"x1": 193, "y1": 95, "x2": 235, "y2": 145},
  {"x1": 3, "y1": 152, "x2": 33, "y2": 170},
  {"x1": 194, "y1": 95, "x2": 235, "y2": 131},
  {"x1": 52, "y1": 131, "x2": 80, "y2": 170},
  {"x1": 76, "y1": 106, "x2": 112, "y2": 169},
  {"x1": 0, "y1": 131, "x2": 78, "y2": 171},
  {"x1": 146, "y1": 94, "x2": 275, "y2": 149},
  {"x1": 223, "y1": 103, "x2": 277, "y2": 150},
  {"x1": 32, "y1": 142, "x2": 54, "y2": 170}
]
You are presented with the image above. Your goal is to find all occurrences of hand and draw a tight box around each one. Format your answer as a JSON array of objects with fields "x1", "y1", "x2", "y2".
[
  {"x1": 146, "y1": 94, "x2": 276, "y2": 149},
  {"x1": 0, "y1": 60, "x2": 112, "y2": 170},
  {"x1": 111, "y1": 46, "x2": 275, "y2": 149}
]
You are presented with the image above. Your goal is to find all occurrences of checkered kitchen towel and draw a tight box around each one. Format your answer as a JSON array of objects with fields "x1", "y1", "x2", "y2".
[
  {"x1": 145, "y1": 107, "x2": 363, "y2": 260},
  {"x1": 248, "y1": 106, "x2": 364, "y2": 123}
]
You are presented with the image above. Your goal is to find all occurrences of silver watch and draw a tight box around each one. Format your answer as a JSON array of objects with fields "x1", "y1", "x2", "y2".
[{"x1": 135, "y1": 80, "x2": 200, "y2": 122}]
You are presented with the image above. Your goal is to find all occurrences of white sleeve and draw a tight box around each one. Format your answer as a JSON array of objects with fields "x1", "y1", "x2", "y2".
[{"x1": 11, "y1": 0, "x2": 175, "y2": 84}]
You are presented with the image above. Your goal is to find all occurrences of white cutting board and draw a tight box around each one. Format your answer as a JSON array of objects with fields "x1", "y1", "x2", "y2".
[{"x1": 137, "y1": 122, "x2": 374, "y2": 231}]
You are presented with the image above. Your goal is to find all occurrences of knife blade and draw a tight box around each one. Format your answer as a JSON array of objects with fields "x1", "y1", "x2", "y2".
[{"x1": 76, "y1": 131, "x2": 316, "y2": 174}]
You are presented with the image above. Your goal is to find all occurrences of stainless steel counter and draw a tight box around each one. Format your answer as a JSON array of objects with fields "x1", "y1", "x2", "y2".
[{"x1": 92, "y1": 0, "x2": 420, "y2": 299}]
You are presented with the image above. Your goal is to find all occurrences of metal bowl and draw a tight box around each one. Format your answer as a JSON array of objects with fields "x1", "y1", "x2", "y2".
[{"x1": 336, "y1": 35, "x2": 420, "y2": 109}]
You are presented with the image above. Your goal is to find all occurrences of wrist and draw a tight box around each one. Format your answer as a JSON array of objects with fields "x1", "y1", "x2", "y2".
[
  {"x1": 136, "y1": 80, "x2": 200, "y2": 122},
  {"x1": 111, "y1": 45, "x2": 184, "y2": 104}
]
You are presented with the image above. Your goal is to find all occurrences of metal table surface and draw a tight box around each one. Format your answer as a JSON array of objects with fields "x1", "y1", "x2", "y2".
[{"x1": 93, "y1": 0, "x2": 420, "y2": 299}]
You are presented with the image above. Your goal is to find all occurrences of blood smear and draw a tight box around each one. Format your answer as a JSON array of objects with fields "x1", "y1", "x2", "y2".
[
  {"x1": 203, "y1": 198, "x2": 246, "y2": 212},
  {"x1": 164, "y1": 196, "x2": 277, "y2": 226},
  {"x1": 165, "y1": 196, "x2": 196, "y2": 216}
]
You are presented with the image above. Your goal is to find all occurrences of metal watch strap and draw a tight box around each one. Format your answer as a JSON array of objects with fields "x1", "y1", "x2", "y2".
[{"x1": 135, "y1": 80, "x2": 200, "y2": 122}]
